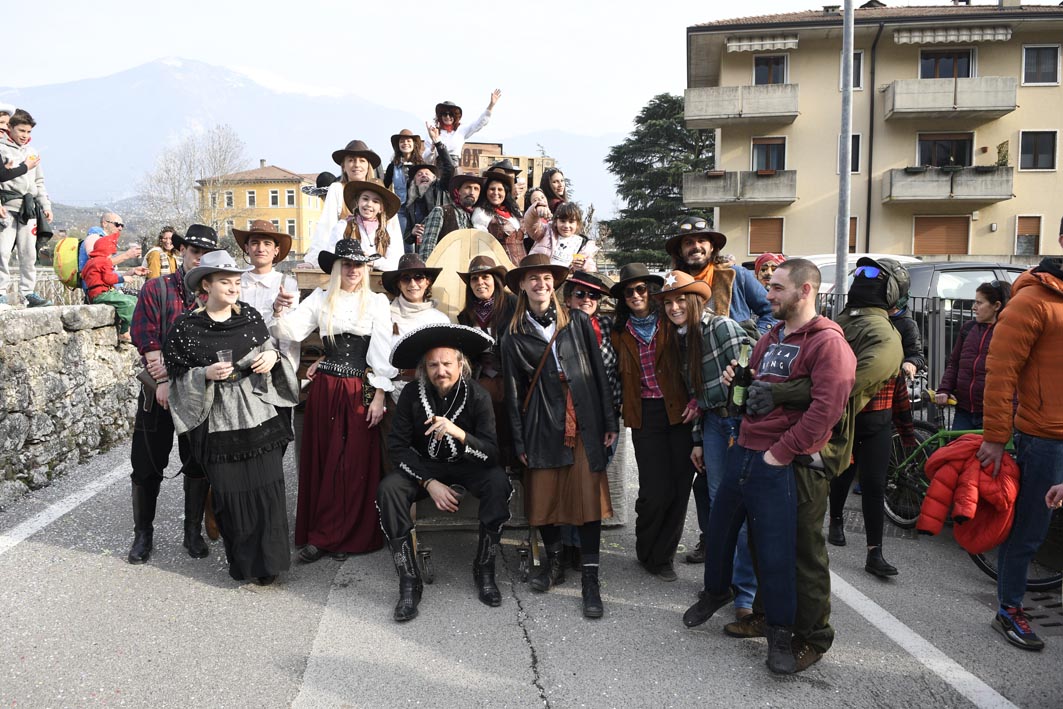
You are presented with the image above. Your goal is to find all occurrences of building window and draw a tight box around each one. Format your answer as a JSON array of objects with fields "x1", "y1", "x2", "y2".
[
  {"x1": 247, "y1": 220, "x2": 254, "y2": 230},
  {"x1": 753, "y1": 55, "x2": 787, "y2": 85},
  {"x1": 918, "y1": 132, "x2": 973, "y2": 167},
  {"x1": 752, "y1": 137, "x2": 786, "y2": 171},
  {"x1": 841, "y1": 50, "x2": 864, "y2": 90},
  {"x1": 246, "y1": 191, "x2": 256, "y2": 208},
  {"x1": 225, "y1": 220, "x2": 234, "y2": 235},
  {"x1": 224, "y1": 191, "x2": 233, "y2": 208},
  {"x1": 849, "y1": 216, "x2": 858, "y2": 253},
  {"x1": 271, "y1": 220, "x2": 280, "y2": 230},
  {"x1": 1019, "y1": 131, "x2": 1057, "y2": 170},
  {"x1": 286, "y1": 219, "x2": 296, "y2": 236},
  {"x1": 839, "y1": 134, "x2": 861, "y2": 173},
  {"x1": 286, "y1": 189, "x2": 296, "y2": 207},
  {"x1": 269, "y1": 189, "x2": 279, "y2": 207},
  {"x1": 1023, "y1": 45, "x2": 1060, "y2": 85},
  {"x1": 749, "y1": 217, "x2": 783, "y2": 254},
  {"x1": 1016, "y1": 216, "x2": 1041, "y2": 256},
  {"x1": 209, "y1": 192, "x2": 217, "y2": 209},
  {"x1": 919, "y1": 49, "x2": 972, "y2": 79}
]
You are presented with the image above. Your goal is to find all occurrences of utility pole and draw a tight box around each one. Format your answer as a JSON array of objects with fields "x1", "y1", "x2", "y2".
[{"x1": 834, "y1": 0, "x2": 855, "y2": 316}]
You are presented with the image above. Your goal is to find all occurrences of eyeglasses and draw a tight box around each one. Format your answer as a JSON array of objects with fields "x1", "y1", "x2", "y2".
[
  {"x1": 624, "y1": 284, "x2": 649, "y2": 298},
  {"x1": 572, "y1": 289, "x2": 602, "y2": 301},
  {"x1": 678, "y1": 220, "x2": 708, "y2": 232},
  {"x1": 399, "y1": 273, "x2": 428, "y2": 283},
  {"x1": 105, "y1": 220, "x2": 125, "y2": 229},
  {"x1": 854, "y1": 265, "x2": 884, "y2": 279}
]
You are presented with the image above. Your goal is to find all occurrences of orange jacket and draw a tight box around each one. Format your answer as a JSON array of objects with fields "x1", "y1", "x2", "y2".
[
  {"x1": 917, "y1": 434, "x2": 1019, "y2": 554},
  {"x1": 982, "y1": 263, "x2": 1063, "y2": 443}
]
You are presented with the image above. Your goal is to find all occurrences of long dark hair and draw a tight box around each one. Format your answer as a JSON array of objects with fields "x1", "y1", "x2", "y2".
[
  {"x1": 540, "y1": 167, "x2": 566, "y2": 206},
  {"x1": 613, "y1": 281, "x2": 662, "y2": 329},
  {"x1": 458, "y1": 274, "x2": 509, "y2": 334},
  {"x1": 475, "y1": 174, "x2": 522, "y2": 218},
  {"x1": 658, "y1": 292, "x2": 706, "y2": 395}
]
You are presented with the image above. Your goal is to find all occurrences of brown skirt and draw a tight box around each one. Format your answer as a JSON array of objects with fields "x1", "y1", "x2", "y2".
[{"x1": 526, "y1": 432, "x2": 614, "y2": 527}]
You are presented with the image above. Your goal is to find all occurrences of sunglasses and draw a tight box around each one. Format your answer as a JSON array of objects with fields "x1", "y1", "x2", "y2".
[
  {"x1": 854, "y1": 265, "x2": 884, "y2": 279},
  {"x1": 624, "y1": 284, "x2": 649, "y2": 298},
  {"x1": 572, "y1": 289, "x2": 602, "y2": 301},
  {"x1": 678, "y1": 220, "x2": 708, "y2": 232},
  {"x1": 105, "y1": 220, "x2": 125, "y2": 229},
  {"x1": 399, "y1": 273, "x2": 428, "y2": 283}
]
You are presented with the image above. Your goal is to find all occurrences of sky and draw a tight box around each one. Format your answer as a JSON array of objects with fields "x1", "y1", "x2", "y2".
[{"x1": 5, "y1": 0, "x2": 984, "y2": 138}]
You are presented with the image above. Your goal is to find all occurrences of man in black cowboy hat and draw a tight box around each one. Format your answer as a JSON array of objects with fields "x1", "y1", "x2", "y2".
[
  {"x1": 401, "y1": 124, "x2": 456, "y2": 250},
  {"x1": 127, "y1": 224, "x2": 223, "y2": 566},
  {"x1": 377, "y1": 323, "x2": 512, "y2": 622},
  {"x1": 417, "y1": 174, "x2": 485, "y2": 259}
]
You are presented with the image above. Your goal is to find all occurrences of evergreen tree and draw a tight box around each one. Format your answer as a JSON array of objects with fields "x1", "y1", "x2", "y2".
[{"x1": 604, "y1": 93, "x2": 714, "y2": 266}]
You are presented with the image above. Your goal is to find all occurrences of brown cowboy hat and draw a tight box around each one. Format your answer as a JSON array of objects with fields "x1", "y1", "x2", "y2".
[
  {"x1": 566, "y1": 270, "x2": 615, "y2": 298},
  {"x1": 458, "y1": 254, "x2": 508, "y2": 284},
  {"x1": 504, "y1": 253, "x2": 569, "y2": 294},
  {"x1": 232, "y1": 219, "x2": 293, "y2": 263},
  {"x1": 610, "y1": 263, "x2": 665, "y2": 299},
  {"x1": 449, "y1": 173, "x2": 485, "y2": 192},
  {"x1": 664, "y1": 216, "x2": 727, "y2": 260},
  {"x1": 435, "y1": 101, "x2": 463, "y2": 122},
  {"x1": 380, "y1": 252, "x2": 443, "y2": 296},
  {"x1": 343, "y1": 179, "x2": 402, "y2": 221},
  {"x1": 331, "y1": 139, "x2": 382, "y2": 169},
  {"x1": 390, "y1": 129, "x2": 423, "y2": 155},
  {"x1": 651, "y1": 270, "x2": 711, "y2": 300}
]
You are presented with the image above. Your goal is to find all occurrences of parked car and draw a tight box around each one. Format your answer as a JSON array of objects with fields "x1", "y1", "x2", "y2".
[{"x1": 804, "y1": 253, "x2": 922, "y2": 294}]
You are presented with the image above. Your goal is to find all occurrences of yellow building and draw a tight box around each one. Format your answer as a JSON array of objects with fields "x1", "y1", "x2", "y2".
[
  {"x1": 685, "y1": 1, "x2": 1063, "y2": 261},
  {"x1": 195, "y1": 160, "x2": 325, "y2": 259}
]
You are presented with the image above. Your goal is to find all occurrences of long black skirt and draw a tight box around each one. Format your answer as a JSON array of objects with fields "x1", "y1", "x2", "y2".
[{"x1": 208, "y1": 447, "x2": 291, "y2": 581}]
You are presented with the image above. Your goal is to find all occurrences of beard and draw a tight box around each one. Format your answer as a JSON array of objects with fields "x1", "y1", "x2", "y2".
[{"x1": 407, "y1": 179, "x2": 435, "y2": 204}]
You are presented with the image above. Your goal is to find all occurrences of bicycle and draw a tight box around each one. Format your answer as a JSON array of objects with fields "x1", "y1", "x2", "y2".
[{"x1": 969, "y1": 507, "x2": 1063, "y2": 592}]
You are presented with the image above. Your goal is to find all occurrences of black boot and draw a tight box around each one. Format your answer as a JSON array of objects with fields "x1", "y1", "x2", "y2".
[
  {"x1": 127, "y1": 481, "x2": 159, "y2": 565},
  {"x1": 865, "y1": 546, "x2": 898, "y2": 577},
  {"x1": 473, "y1": 526, "x2": 503, "y2": 607},
  {"x1": 765, "y1": 626, "x2": 797, "y2": 674},
  {"x1": 685, "y1": 537, "x2": 706, "y2": 564},
  {"x1": 828, "y1": 517, "x2": 846, "y2": 547},
  {"x1": 182, "y1": 476, "x2": 210, "y2": 559},
  {"x1": 390, "y1": 535, "x2": 423, "y2": 622},
  {"x1": 683, "y1": 586, "x2": 735, "y2": 628},
  {"x1": 528, "y1": 541, "x2": 566, "y2": 593},
  {"x1": 581, "y1": 566, "x2": 604, "y2": 619}
]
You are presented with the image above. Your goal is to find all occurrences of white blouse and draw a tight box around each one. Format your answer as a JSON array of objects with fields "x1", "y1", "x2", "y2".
[
  {"x1": 304, "y1": 181, "x2": 404, "y2": 270},
  {"x1": 241, "y1": 270, "x2": 301, "y2": 369},
  {"x1": 272, "y1": 287, "x2": 397, "y2": 390}
]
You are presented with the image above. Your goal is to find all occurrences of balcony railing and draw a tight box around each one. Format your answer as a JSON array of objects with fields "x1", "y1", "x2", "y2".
[
  {"x1": 881, "y1": 166, "x2": 1014, "y2": 203},
  {"x1": 683, "y1": 170, "x2": 797, "y2": 207},
  {"x1": 883, "y1": 77, "x2": 1017, "y2": 121},
  {"x1": 684, "y1": 84, "x2": 799, "y2": 129}
]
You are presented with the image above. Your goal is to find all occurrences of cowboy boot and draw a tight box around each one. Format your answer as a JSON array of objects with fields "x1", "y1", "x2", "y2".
[
  {"x1": 765, "y1": 626, "x2": 797, "y2": 675},
  {"x1": 528, "y1": 541, "x2": 566, "y2": 593},
  {"x1": 473, "y1": 526, "x2": 503, "y2": 607},
  {"x1": 581, "y1": 566, "x2": 604, "y2": 619},
  {"x1": 182, "y1": 476, "x2": 210, "y2": 559},
  {"x1": 204, "y1": 487, "x2": 221, "y2": 541},
  {"x1": 390, "y1": 535, "x2": 423, "y2": 622},
  {"x1": 127, "y1": 481, "x2": 160, "y2": 565}
]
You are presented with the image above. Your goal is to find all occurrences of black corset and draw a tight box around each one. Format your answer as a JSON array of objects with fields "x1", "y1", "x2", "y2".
[{"x1": 318, "y1": 333, "x2": 370, "y2": 377}]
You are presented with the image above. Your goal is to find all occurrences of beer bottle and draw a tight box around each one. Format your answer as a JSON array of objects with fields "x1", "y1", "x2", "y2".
[{"x1": 730, "y1": 342, "x2": 753, "y2": 415}]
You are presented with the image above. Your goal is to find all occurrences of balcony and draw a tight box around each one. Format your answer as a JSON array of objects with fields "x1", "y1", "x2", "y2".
[
  {"x1": 883, "y1": 77, "x2": 1017, "y2": 121},
  {"x1": 684, "y1": 84, "x2": 799, "y2": 129},
  {"x1": 683, "y1": 170, "x2": 797, "y2": 207},
  {"x1": 881, "y1": 166, "x2": 1014, "y2": 203}
]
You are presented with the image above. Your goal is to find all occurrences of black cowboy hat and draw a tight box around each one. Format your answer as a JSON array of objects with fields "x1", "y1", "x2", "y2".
[
  {"x1": 318, "y1": 238, "x2": 380, "y2": 275},
  {"x1": 449, "y1": 173, "x2": 485, "y2": 192},
  {"x1": 390, "y1": 129, "x2": 422, "y2": 154},
  {"x1": 434, "y1": 101, "x2": 463, "y2": 121},
  {"x1": 480, "y1": 171, "x2": 514, "y2": 194},
  {"x1": 504, "y1": 253, "x2": 569, "y2": 294},
  {"x1": 664, "y1": 216, "x2": 727, "y2": 260},
  {"x1": 232, "y1": 219, "x2": 293, "y2": 263},
  {"x1": 484, "y1": 158, "x2": 520, "y2": 177},
  {"x1": 301, "y1": 171, "x2": 338, "y2": 198},
  {"x1": 391, "y1": 323, "x2": 493, "y2": 370},
  {"x1": 380, "y1": 253, "x2": 443, "y2": 296},
  {"x1": 458, "y1": 254, "x2": 507, "y2": 284},
  {"x1": 342, "y1": 179, "x2": 402, "y2": 221},
  {"x1": 172, "y1": 224, "x2": 221, "y2": 252},
  {"x1": 331, "y1": 139, "x2": 382, "y2": 169},
  {"x1": 566, "y1": 270, "x2": 615, "y2": 297},
  {"x1": 609, "y1": 263, "x2": 665, "y2": 299},
  {"x1": 405, "y1": 163, "x2": 438, "y2": 180}
]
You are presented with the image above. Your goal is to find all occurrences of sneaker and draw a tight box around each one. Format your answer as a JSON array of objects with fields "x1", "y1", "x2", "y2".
[
  {"x1": 993, "y1": 606, "x2": 1045, "y2": 651},
  {"x1": 724, "y1": 611, "x2": 766, "y2": 638},
  {"x1": 25, "y1": 292, "x2": 52, "y2": 308},
  {"x1": 685, "y1": 539, "x2": 706, "y2": 564},
  {"x1": 792, "y1": 638, "x2": 824, "y2": 672},
  {"x1": 656, "y1": 561, "x2": 678, "y2": 582}
]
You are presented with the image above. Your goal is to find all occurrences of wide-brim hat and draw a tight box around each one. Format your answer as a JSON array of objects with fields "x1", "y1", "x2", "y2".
[
  {"x1": 566, "y1": 270, "x2": 615, "y2": 297},
  {"x1": 301, "y1": 171, "x2": 337, "y2": 198},
  {"x1": 381, "y1": 253, "x2": 443, "y2": 296},
  {"x1": 504, "y1": 253, "x2": 569, "y2": 294},
  {"x1": 610, "y1": 263, "x2": 665, "y2": 299},
  {"x1": 232, "y1": 219, "x2": 293, "y2": 263},
  {"x1": 449, "y1": 174, "x2": 485, "y2": 192},
  {"x1": 184, "y1": 249, "x2": 252, "y2": 293},
  {"x1": 664, "y1": 216, "x2": 727, "y2": 260},
  {"x1": 391, "y1": 323, "x2": 493, "y2": 370},
  {"x1": 343, "y1": 179, "x2": 401, "y2": 221},
  {"x1": 484, "y1": 158, "x2": 520, "y2": 177},
  {"x1": 406, "y1": 163, "x2": 438, "y2": 180},
  {"x1": 331, "y1": 139, "x2": 382, "y2": 169},
  {"x1": 391, "y1": 129, "x2": 421, "y2": 154},
  {"x1": 172, "y1": 224, "x2": 221, "y2": 252},
  {"x1": 651, "y1": 270, "x2": 711, "y2": 300},
  {"x1": 435, "y1": 101, "x2": 463, "y2": 121},
  {"x1": 319, "y1": 238, "x2": 380, "y2": 275},
  {"x1": 458, "y1": 254, "x2": 507, "y2": 285},
  {"x1": 480, "y1": 171, "x2": 514, "y2": 194}
]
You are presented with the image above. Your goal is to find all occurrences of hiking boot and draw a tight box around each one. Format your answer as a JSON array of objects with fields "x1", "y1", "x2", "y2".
[
  {"x1": 765, "y1": 626, "x2": 796, "y2": 674},
  {"x1": 791, "y1": 638, "x2": 824, "y2": 672},
  {"x1": 685, "y1": 539, "x2": 706, "y2": 564},
  {"x1": 828, "y1": 517, "x2": 846, "y2": 547},
  {"x1": 865, "y1": 546, "x2": 898, "y2": 577},
  {"x1": 25, "y1": 292, "x2": 51, "y2": 308},
  {"x1": 993, "y1": 606, "x2": 1045, "y2": 651},
  {"x1": 683, "y1": 587, "x2": 734, "y2": 628},
  {"x1": 724, "y1": 611, "x2": 766, "y2": 638},
  {"x1": 581, "y1": 566, "x2": 604, "y2": 619},
  {"x1": 529, "y1": 542, "x2": 565, "y2": 593},
  {"x1": 656, "y1": 560, "x2": 678, "y2": 582}
]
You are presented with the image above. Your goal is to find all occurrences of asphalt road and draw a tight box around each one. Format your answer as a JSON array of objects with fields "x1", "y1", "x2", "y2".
[{"x1": 1, "y1": 435, "x2": 1060, "y2": 709}]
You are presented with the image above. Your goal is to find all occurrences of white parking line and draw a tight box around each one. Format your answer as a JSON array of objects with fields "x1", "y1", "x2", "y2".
[
  {"x1": 832, "y1": 571, "x2": 1018, "y2": 709},
  {"x1": 0, "y1": 464, "x2": 130, "y2": 558}
]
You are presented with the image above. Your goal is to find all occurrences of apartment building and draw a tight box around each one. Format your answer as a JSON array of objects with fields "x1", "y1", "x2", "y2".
[{"x1": 684, "y1": 1, "x2": 1063, "y2": 260}]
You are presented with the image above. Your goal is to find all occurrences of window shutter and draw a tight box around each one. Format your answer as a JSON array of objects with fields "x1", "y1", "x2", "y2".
[
  {"x1": 749, "y1": 218, "x2": 784, "y2": 253},
  {"x1": 913, "y1": 216, "x2": 969, "y2": 255}
]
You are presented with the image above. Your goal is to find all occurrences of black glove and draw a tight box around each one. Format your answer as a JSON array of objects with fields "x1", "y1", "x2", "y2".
[{"x1": 745, "y1": 380, "x2": 775, "y2": 416}]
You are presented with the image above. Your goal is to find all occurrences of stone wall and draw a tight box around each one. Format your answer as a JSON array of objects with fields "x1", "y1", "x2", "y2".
[{"x1": 0, "y1": 305, "x2": 139, "y2": 507}]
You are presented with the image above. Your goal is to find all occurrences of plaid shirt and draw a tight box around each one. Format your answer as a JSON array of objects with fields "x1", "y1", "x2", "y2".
[
  {"x1": 697, "y1": 313, "x2": 750, "y2": 410},
  {"x1": 418, "y1": 205, "x2": 473, "y2": 259},
  {"x1": 130, "y1": 269, "x2": 198, "y2": 360},
  {"x1": 626, "y1": 320, "x2": 664, "y2": 399},
  {"x1": 863, "y1": 376, "x2": 897, "y2": 413},
  {"x1": 595, "y1": 314, "x2": 622, "y2": 414}
]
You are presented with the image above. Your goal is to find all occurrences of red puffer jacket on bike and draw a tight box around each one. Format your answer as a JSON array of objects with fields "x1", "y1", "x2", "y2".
[{"x1": 917, "y1": 433, "x2": 1020, "y2": 554}]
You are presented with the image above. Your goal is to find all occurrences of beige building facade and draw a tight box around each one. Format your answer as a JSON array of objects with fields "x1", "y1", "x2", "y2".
[{"x1": 685, "y1": 1, "x2": 1063, "y2": 261}]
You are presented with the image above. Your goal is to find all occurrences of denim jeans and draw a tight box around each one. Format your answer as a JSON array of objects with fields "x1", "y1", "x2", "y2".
[
  {"x1": 951, "y1": 408, "x2": 983, "y2": 432},
  {"x1": 703, "y1": 444, "x2": 797, "y2": 627},
  {"x1": 696, "y1": 413, "x2": 757, "y2": 609},
  {"x1": 997, "y1": 431, "x2": 1063, "y2": 608}
]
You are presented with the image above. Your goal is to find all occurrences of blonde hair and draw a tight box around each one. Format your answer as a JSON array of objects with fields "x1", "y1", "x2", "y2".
[
  {"x1": 321, "y1": 259, "x2": 370, "y2": 341},
  {"x1": 195, "y1": 272, "x2": 242, "y2": 315}
]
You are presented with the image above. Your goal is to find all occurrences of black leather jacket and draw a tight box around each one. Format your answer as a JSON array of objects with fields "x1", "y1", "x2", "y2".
[{"x1": 501, "y1": 309, "x2": 618, "y2": 470}]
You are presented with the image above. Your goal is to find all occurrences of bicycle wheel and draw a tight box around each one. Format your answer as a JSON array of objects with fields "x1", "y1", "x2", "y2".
[
  {"x1": 970, "y1": 508, "x2": 1063, "y2": 592},
  {"x1": 884, "y1": 421, "x2": 937, "y2": 529}
]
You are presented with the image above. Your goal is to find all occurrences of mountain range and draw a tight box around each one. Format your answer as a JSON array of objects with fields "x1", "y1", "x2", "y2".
[{"x1": 0, "y1": 58, "x2": 625, "y2": 229}]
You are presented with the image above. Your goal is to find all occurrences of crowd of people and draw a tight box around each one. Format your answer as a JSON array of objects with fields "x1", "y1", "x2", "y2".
[{"x1": 4, "y1": 94, "x2": 1062, "y2": 677}]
